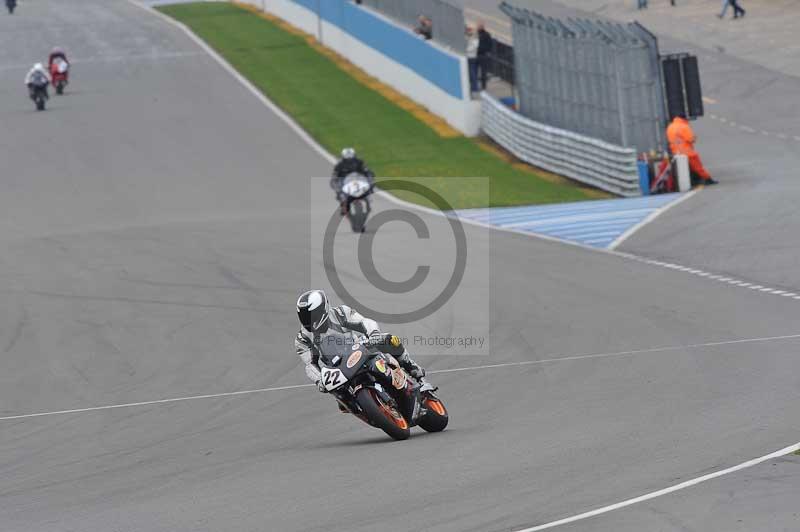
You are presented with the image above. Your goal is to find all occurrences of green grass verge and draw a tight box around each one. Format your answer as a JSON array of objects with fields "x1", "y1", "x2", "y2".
[
  {"x1": 158, "y1": 2, "x2": 601, "y2": 209},
  {"x1": 794, "y1": 449, "x2": 800, "y2": 456}
]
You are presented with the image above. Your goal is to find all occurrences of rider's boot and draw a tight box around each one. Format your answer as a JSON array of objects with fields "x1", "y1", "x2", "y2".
[{"x1": 397, "y1": 350, "x2": 436, "y2": 393}]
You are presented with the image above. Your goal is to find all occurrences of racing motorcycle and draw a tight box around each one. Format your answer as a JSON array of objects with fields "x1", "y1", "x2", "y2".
[
  {"x1": 318, "y1": 329, "x2": 448, "y2": 440},
  {"x1": 50, "y1": 58, "x2": 69, "y2": 95},
  {"x1": 28, "y1": 75, "x2": 49, "y2": 111},
  {"x1": 6, "y1": 0, "x2": 16, "y2": 14},
  {"x1": 341, "y1": 172, "x2": 373, "y2": 233}
]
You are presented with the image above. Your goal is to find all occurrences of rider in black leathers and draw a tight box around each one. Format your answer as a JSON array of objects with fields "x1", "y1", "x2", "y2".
[{"x1": 331, "y1": 147, "x2": 374, "y2": 215}]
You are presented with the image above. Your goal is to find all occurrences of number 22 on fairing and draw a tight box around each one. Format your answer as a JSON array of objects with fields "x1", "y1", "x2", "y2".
[{"x1": 321, "y1": 367, "x2": 346, "y2": 391}]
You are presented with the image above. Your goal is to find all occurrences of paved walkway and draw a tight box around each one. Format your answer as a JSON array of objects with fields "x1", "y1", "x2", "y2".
[
  {"x1": 554, "y1": 0, "x2": 800, "y2": 80},
  {"x1": 456, "y1": 193, "x2": 683, "y2": 249},
  {"x1": 459, "y1": 0, "x2": 800, "y2": 79}
]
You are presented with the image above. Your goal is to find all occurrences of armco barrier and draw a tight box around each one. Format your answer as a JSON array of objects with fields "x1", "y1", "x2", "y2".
[
  {"x1": 481, "y1": 93, "x2": 640, "y2": 196},
  {"x1": 262, "y1": 0, "x2": 480, "y2": 135}
]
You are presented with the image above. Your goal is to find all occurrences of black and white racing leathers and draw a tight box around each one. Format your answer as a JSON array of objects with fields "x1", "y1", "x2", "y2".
[{"x1": 295, "y1": 304, "x2": 430, "y2": 389}]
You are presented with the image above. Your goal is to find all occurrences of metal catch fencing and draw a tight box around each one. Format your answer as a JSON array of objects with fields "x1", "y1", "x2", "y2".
[
  {"x1": 481, "y1": 93, "x2": 640, "y2": 197},
  {"x1": 486, "y1": 39, "x2": 515, "y2": 86},
  {"x1": 361, "y1": 0, "x2": 466, "y2": 52},
  {"x1": 499, "y1": 2, "x2": 667, "y2": 154}
]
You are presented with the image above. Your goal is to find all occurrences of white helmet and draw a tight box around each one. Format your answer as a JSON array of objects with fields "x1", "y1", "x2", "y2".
[
  {"x1": 33, "y1": 63, "x2": 45, "y2": 72},
  {"x1": 341, "y1": 148, "x2": 356, "y2": 160}
]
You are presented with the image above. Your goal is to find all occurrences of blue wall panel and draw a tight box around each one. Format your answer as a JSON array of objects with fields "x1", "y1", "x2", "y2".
[{"x1": 288, "y1": 0, "x2": 464, "y2": 99}]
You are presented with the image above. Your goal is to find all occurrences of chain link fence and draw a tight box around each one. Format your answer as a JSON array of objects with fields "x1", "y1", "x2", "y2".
[
  {"x1": 361, "y1": 0, "x2": 466, "y2": 52},
  {"x1": 500, "y1": 2, "x2": 666, "y2": 154}
]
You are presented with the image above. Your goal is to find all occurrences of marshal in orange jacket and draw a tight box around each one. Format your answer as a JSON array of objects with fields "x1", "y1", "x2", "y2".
[{"x1": 666, "y1": 116, "x2": 711, "y2": 180}]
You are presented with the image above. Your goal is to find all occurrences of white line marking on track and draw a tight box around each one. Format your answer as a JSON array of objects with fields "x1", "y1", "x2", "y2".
[
  {"x1": 623, "y1": 254, "x2": 800, "y2": 304},
  {"x1": 132, "y1": 0, "x2": 704, "y2": 270},
  {"x1": 515, "y1": 440, "x2": 800, "y2": 531},
  {"x1": 89, "y1": 9, "x2": 800, "y2": 528},
  {"x1": 4, "y1": 333, "x2": 800, "y2": 422},
  {"x1": 0, "y1": 384, "x2": 315, "y2": 422},
  {"x1": 131, "y1": 2, "x2": 800, "y2": 310},
  {"x1": 128, "y1": 0, "x2": 338, "y2": 166},
  {"x1": 608, "y1": 190, "x2": 699, "y2": 250},
  {"x1": 0, "y1": 51, "x2": 205, "y2": 72}
]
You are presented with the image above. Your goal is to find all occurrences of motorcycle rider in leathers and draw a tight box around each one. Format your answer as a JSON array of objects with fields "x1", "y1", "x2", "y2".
[
  {"x1": 295, "y1": 289, "x2": 434, "y2": 393},
  {"x1": 24, "y1": 63, "x2": 50, "y2": 100},
  {"x1": 331, "y1": 147, "x2": 374, "y2": 216}
]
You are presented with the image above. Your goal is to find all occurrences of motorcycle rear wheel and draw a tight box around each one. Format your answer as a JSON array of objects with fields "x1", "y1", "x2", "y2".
[
  {"x1": 350, "y1": 200, "x2": 367, "y2": 233},
  {"x1": 36, "y1": 99, "x2": 45, "y2": 111},
  {"x1": 355, "y1": 388, "x2": 410, "y2": 440},
  {"x1": 417, "y1": 396, "x2": 448, "y2": 433}
]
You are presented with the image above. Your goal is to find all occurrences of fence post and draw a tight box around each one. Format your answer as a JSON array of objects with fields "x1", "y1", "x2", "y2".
[{"x1": 613, "y1": 47, "x2": 629, "y2": 147}]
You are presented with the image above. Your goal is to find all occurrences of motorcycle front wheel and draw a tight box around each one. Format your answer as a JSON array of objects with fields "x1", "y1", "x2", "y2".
[
  {"x1": 417, "y1": 395, "x2": 448, "y2": 433},
  {"x1": 355, "y1": 388, "x2": 410, "y2": 441},
  {"x1": 349, "y1": 199, "x2": 367, "y2": 233}
]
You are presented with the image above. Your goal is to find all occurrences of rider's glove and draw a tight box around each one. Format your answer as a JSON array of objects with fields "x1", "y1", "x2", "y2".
[
  {"x1": 368, "y1": 332, "x2": 401, "y2": 348},
  {"x1": 367, "y1": 331, "x2": 388, "y2": 347},
  {"x1": 409, "y1": 366, "x2": 425, "y2": 379},
  {"x1": 316, "y1": 380, "x2": 328, "y2": 393}
]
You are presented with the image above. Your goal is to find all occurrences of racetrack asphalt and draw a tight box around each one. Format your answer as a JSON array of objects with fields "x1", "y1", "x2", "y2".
[
  {"x1": 1, "y1": 2, "x2": 798, "y2": 531},
  {"x1": 459, "y1": 0, "x2": 800, "y2": 292}
]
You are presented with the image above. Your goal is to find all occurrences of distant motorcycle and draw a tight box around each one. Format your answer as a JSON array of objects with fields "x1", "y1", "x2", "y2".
[
  {"x1": 50, "y1": 58, "x2": 69, "y2": 95},
  {"x1": 341, "y1": 172, "x2": 373, "y2": 233},
  {"x1": 6, "y1": 0, "x2": 16, "y2": 14},
  {"x1": 317, "y1": 329, "x2": 448, "y2": 441},
  {"x1": 28, "y1": 73, "x2": 49, "y2": 111}
]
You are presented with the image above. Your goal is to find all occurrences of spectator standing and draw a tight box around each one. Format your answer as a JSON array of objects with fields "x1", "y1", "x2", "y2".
[
  {"x1": 414, "y1": 15, "x2": 433, "y2": 40},
  {"x1": 718, "y1": 0, "x2": 729, "y2": 18},
  {"x1": 728, "y1": 0, "x2": 745, "y2": 18},
  {"x1": 476, "y1": 22, "x2": 493, "y2": 91},
  {"x1": 466, "y1": 26, "x2": 479, "y2": 93}
]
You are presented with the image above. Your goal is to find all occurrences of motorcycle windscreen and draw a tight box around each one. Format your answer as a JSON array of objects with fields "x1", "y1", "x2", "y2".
[{"x1": 317, "y1": 330, "x2": 371, "y2": 378}]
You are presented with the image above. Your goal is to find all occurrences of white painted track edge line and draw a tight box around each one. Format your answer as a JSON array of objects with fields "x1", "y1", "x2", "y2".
[
  {"x1": 133, "y1": 0, "x2": 775, "y2": 309},
  {"x1": 128, "y1": 0, "x2": 647, "y2": 262},
  {"x1": 608, "y1": 189, "x2": 699, "y2": 250},
  {"x1": 64, "y1": 7, "x2": 800, "y2": 531},
  {"x1": 127, "y1": 0, "x2": 338, "y2": 166},
  {"x1": 0, "y1": 384, "x2": 315, "y2": 421},
  {"x1": 5, "y1": 332, "x2": 800, "y2": 422},
  {"x1": 516, "y1": 440, "x2": 800, "y2": 531}
]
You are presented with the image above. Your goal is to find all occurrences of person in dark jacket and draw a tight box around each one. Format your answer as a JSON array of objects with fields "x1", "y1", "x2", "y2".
[
  {"x1": 331, "y1": 147, "x2": 374, "y2": 215},
  {"x1": 414, "y1": 15, "x2": 433, "y2": 40},
  {"x1": 476, "y1": 23, "x2": 493, "y2": 91}
]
